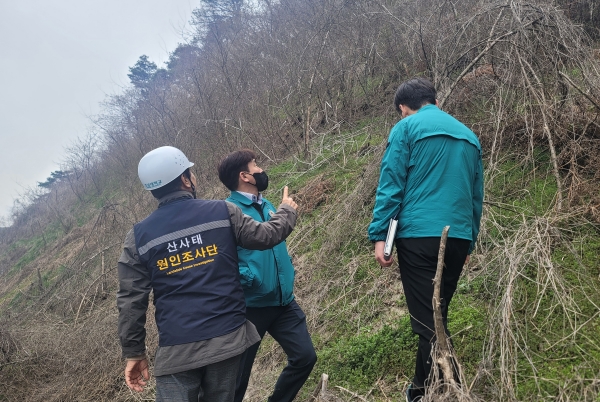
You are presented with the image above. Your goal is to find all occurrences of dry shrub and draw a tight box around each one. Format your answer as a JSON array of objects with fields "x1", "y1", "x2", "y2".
[
  {"x1": 0, "y1": 199, "x2": 152, "y2": 401},
  {"x1": 472, "y1": 199, "x2": 600, "y2": 401},
  {"x1": 293, "y1": 175, "x2": 335, "y2": 215},
  {"x1": 0, "y1": 289, "x2": 160, "y2": 402},
  {"x1": 0, "y1": 328, "x2": 18, "y2": 367}
]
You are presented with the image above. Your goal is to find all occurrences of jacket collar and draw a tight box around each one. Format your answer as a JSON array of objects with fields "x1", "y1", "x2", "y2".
[
  {"x1": 417, "y1": 104, "x2": 438, "y2": 113},
  {"x1": 228, "y1": 190, "x2": 258, "y2": 206},
  {"x1": 158, "y1": 190, "x2": 193, "y2": 207}
]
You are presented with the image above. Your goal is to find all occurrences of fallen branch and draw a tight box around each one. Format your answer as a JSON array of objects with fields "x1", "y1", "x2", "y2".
[
  {"x1": 558, "y1": 71, "x2": 600, "y2": 112},
  {"x1": 334, "y1": 385, "x2": 369, "y2": 401}
]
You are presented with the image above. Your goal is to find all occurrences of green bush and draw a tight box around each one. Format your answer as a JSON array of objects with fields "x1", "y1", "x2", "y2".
[{"x1": 316, "y1": 316, "x2": 417, "y2": 392}]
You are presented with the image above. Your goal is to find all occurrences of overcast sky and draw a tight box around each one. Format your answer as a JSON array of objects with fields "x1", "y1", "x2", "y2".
[{"x1": 0, "y1": 0, "x2": 196, "y2": 224}]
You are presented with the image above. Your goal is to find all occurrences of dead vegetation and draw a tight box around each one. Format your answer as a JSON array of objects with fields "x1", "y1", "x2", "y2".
[{"x1": 1, "y1": 0, "x2": 600, "y2": 400}]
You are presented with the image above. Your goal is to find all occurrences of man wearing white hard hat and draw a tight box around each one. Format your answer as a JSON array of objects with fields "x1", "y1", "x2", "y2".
[{"x1": 117, "y1": 146, "x2": 299, "y2": 402}]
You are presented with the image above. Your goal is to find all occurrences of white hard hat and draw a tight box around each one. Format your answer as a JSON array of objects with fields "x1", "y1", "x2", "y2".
[{"x1": 138, "y1": 146, "x2": 194, "y2": 190}]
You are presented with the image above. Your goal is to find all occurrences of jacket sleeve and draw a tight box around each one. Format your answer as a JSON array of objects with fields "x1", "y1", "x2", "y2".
[
  {"x1": 368, "y1": 123, "x2": 411, "y2": 241},
  {"x1": 226, "y1": 201, "x2": 296, "y2": 250},
  {"x1": 469, "y1": 155, "x2": 484, "y2": 254},
  {"x1": 116, "y1": 228, "x2": 150, "y2": 358}
]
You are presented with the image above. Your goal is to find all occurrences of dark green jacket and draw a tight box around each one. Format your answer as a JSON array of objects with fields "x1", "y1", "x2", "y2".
[{"x1": 227, "y1": 191, "x2": 295, "y2": 307}]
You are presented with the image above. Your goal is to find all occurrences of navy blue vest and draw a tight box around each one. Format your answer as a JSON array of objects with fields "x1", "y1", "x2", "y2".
[{"x1": 134, "y1": 198, "x2": 245, "y2": 346}]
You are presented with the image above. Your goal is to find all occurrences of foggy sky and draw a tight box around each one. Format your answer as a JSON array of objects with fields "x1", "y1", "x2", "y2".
[{"x1": 0, "y1": 0, "x2": 196, "y2": 225}]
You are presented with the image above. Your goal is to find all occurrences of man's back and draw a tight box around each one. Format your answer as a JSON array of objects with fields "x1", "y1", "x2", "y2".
[
  {"x1": 134, "y1": 196, "x2": 245, "y2": 342},
  {"x1": 399, "y1": 135, "x2": 481, "y2": 240},
  {"x1": 369, "y1": 104, "x2": 483, "y2": 247}
]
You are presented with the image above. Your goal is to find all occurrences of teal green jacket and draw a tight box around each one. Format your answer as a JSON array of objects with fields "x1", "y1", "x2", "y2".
[
  {"x1": 368, "y1": 104, "x2": 484, "y2": 253},
  {"x1": 226, "y1": 191, "x2": 295, "y2": 307}
]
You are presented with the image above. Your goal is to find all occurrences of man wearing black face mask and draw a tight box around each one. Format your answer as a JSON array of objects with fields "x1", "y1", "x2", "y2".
[{"x1": 217, "y1": 149, "x2": 316, "y2": 402}]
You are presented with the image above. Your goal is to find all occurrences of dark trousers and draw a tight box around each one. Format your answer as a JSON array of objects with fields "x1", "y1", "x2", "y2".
[
  {"x1": 234, "y1": 299, "x2": 317, "y2": 402},
  {"x1": 396, "y1": 237, "x2": 470, "y2": 391},
  {"x1": 155, "y1": 353, "x2": 241, "y2": 402}
]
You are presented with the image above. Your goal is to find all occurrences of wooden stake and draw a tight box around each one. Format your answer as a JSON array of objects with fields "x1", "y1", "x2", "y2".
[
  {"x1": 309, "y1": 373, "x2": 329, "y2": 401},
  {"x1": 432, "y1": 225, "x2": 456, "y2": 391}
]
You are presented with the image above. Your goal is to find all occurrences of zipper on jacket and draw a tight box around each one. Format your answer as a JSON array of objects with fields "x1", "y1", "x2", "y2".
[{"x1": 252, "y1": 202, "x2": 284, "y2": 306}]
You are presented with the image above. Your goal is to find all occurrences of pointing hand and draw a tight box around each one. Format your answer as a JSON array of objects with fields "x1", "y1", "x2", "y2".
[{"x1": 280, "y1": 186, "x2": 298, "y2": 210}]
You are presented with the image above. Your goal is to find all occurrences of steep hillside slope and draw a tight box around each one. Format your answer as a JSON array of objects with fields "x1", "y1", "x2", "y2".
[
  {"x1": 2, "y1": 122, "x2": 600, "y2": 401},
  {"x1": 2, "y1": 0, "x2": 600, "y2": 401}
]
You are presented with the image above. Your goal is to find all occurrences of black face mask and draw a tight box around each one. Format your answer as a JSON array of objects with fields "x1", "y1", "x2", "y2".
[{"x1": 251, "y1": 171, "x2": 269, "y2": 192}]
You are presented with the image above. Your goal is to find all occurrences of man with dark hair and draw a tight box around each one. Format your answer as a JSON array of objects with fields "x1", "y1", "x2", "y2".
[
  {"x1": 117, "y1": 146, "x2": 299, "y2": 402},
  {"x1": 217, "y1": 149, "x2": 317, "y2": 402},
  {"x1": 368, "y1": 78, "x2": 484, "y2": 402}
]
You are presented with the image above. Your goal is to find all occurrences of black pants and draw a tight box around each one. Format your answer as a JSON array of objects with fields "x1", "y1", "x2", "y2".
[
  {"x1": 234, "y1": 299, "x2": 317, "y2": 402},
  {"x1": 396, "y1": 237, "x2": 470, "y2": 390}
]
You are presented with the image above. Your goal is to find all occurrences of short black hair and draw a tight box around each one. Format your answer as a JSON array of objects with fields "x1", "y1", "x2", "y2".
[
  {"x1": 150, "y1": 168, "x2": 191, "y2": 199},
  {"x1": 217, "y1": 149, "x2": 257, "y2": 191},
  {"x1": 394, "y1": 77, "x2": 437, "y2": 112}
]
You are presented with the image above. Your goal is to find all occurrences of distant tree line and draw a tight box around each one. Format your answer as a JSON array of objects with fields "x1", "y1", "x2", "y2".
[{"x1": 5, "y1": 0, "x2": 600, "y2": 246}]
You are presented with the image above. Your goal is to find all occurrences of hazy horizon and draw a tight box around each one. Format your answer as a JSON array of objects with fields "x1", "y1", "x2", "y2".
[{"x1": 0, "y1": 0, "x2": 196, "y2": 226}]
